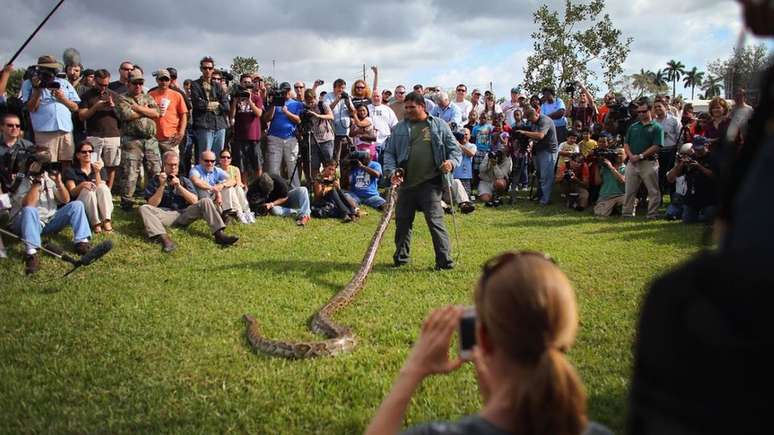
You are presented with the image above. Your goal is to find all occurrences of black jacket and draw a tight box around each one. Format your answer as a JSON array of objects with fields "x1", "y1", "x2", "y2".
[{"x1": 189, "y1": 78, "x2": 229, "y2": 130}]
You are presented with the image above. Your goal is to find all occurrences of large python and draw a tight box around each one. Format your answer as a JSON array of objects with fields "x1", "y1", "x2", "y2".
[{"x1": 243, "y1": 185, "x2": 398, "y2": 358}]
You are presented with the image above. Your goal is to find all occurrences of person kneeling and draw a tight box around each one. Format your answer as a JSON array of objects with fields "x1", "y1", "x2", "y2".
[
  {"x1": 593, "y1": 149, "x2": 626, "y2": 217},
  {"x1": 247, "y1": 173, "x2": 312, "y2": 226},
  {"x1": 666, "y1": 138, "x2": 716, "y2": 224},
  {"x1": 477, "y1": 149, "x2": 512, "y2": 207},
  {"x1": 366, "y1": 251, "x2": 612, "y2": 435},
  {"x1": 345, "y1": 150, "x2": 386, "y2": 211},
  {"x1": 138, "y1": 151, "x2": 238, "y2": 252},
  {"x1": 312, "y1": 160, "x2": 358, "y2": 222},
  {"x1": 557, "y1": 153, "x2": 590, "y2": 211},
  {"x1": 9, "y1": 160, "x2": 92, "y2": 274}
]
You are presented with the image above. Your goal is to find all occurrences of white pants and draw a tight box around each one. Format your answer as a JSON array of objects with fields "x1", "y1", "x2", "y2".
[{"x1": 77, "y1": 184, "x2": 114, "y2": 226}]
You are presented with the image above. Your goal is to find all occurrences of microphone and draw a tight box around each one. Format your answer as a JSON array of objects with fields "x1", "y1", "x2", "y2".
[{"x1": 76, "y1": 240, "x2": 113, "y2": 266}]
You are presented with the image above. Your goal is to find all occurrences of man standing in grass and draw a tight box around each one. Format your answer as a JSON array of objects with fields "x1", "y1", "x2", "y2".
[
  {"x1": 384, "y1": 92, "x2": 461, "y2": 270},
  {"x1": 623, "y1": 98, "x2": 664, "y2": 219}
]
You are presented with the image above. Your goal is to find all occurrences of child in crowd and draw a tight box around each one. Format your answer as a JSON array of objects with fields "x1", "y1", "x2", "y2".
[
  {"x1": 578, "y1": 128, "x2": 598, "y2": 157},
  {"x1": 471, "y1": 114, "x2": 494, "y2": 193}
]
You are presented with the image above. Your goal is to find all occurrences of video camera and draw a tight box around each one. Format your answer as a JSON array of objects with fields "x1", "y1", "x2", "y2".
[
  {"x1": 486, "y1": 149, "x2": 505, "y2": 164},
  {"x1": 591, "y1": 148, "x2": 619, "y2": 164},
  {"x1": 348, "y1": 150, "x2": 370, "y2": 167},
  {"x1": 28, "y1": 66, "x2": 61, "y2": 90},
  {"x1": 236, "y1": 83, "x2": 254, "y2": 99},
  {"x1": 267, "y1": 85, "x2": 287, "y2": 107},
  {"x1": 1, "y1": 148, "x2": 59, "y2": 193},
  {"x1": 564, "y1": 81, "x2": 580, "y2": 96}
]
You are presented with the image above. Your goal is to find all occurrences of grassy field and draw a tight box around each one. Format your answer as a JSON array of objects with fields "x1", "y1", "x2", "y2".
[{"x1": 0, "y1": 197, "x2": 706, "y2": 434}]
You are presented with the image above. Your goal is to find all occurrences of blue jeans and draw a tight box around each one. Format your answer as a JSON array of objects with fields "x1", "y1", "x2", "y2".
[
  {"x1": 194, "y1": 128, "x2": 226, "y2": 158},
  {"x1": 11, "y1": 202, "x2": 91, "y2": 251},
  {"x1": 534, "y1": 149, "x2": 558, "y2": 204},
  {"x1": 270, "y1": 187, "x2": 311, "y2": 218},
  {"x1": 682, "y1": 205, "x2": 716, "y2": 224}
]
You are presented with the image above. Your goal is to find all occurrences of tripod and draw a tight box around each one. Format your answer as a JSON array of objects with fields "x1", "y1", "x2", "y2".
[{"x1": 289, "y1": 129, "x2": 314, "y2": 190}]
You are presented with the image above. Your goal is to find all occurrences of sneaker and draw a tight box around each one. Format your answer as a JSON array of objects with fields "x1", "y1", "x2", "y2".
[
  {"x1": 74, "y1": 241, "x2": 92, "y2": 256},
  {"x1": 296, "y1": 215, "x2": 311, "y2": 226},
  {"x1": 485, "y1": 201, "x2": 494, "y2": 207},
  {"x1": 153, "y1": 234, "x2": 176, "y2": 253},
  {"x1": 24, "y1": 253, "x2": 40, "y2": 275},
  {"x1": 247, "y1": 212, "x2": 256, "y2": 224},
  {"x1": 237, "y1": 212, "x2": 250, "y2": 224},
  {"x1": 213, "y1": 229, "x2": 238, "y2": 246}
]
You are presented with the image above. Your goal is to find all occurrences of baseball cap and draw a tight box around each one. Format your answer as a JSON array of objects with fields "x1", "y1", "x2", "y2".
[
  {"x1": 152, "y1": 69, "x2": 170, "y2": 79},
  {"x1": 165, "y1": 67, "x2": 178, "y2": 79},
  {"x1": 128, "y1": 69, "x2": 144, "y2": 83},
  {"x1": 691, "y1": 135, "x2": 708, "y2": 150},
  {"x1": 279, "y1": 82, "x2": 292, "y2": 90}
]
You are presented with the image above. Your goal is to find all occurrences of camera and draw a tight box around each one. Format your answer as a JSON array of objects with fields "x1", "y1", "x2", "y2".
[
  {"x1": 267, "y1": 85, "x2": 287, "y2": 107},
  {"x1": 564, "y1": 81, "x2": 580, "y2": 96},
  {"x1": 340, "y1": 91, "x2": 350, "y2": 101},
  {"x1": 511, "y1": 130, "x2": 530, "y2": 152},
  {"x1": 592, "y1": 148, "x2": 619, "y2": 164},
  {"x1": 31, "y1": 67, "x2": 60, "y2": 89},
  {"x1": 236, "y1": 83, "x2": 254, "y2": 99},
  {"x1": 459, "y1": 307, "x2": 476, "y2": 361},
  {"x1": 348, "y1": 150, "x2": 370, "y2": 166},
  {"x1": 563, "y1": 159, "x2": 577, "y2": 182},
  {"x1": 487, "y1": 149, "x2": 504, "y2": 164},
  {"x1": 321, "y1": 178, "x2": 334, "y2": 186}
]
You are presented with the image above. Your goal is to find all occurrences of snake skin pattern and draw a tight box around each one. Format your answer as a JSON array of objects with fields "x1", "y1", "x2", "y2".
[{"x1": 243, "y1": 186, "x2": 397, "y2": 358}]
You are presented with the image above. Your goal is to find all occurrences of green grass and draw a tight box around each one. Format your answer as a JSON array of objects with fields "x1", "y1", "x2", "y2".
[{"x1": 0, "y1": 197, "x2": 706, "y2": 434}]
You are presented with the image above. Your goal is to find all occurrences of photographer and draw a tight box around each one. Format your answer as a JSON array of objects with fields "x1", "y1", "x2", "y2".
[
  {"x1": 514, "y1": 108, "x2": 558, "y2": 205},
  {"x1": 8, "y1": 153, "x2": 92, "y2": 274},
  {"x1": 568, "y1": 82, "x2": 598, "y2": 130},
  {"x1": 556, "y1": 153, "x2": 590, "y2": 211},
  {"x1": 383, "y1": 91, "x2": 461, "y2": 270},
  {"x1": 262, "y1": 82, "x2": 304, "y2": 188},
  {"x1": 139, "y1": 151, "x2": 238, "y2": 253},
  {"x1": 593, "y1": 148, "x2": 626, "y2": 217},
  {"x1": 653, "y1": 99, "x2": 681, "y2": 197},
  {"x1": 1, "y1": 114, "x2": 35, "y2": 189},
  {"x1": 508, "y1": 109, "x2": 530, "y2": 193},
  {"x1": 324, "y1": 79, "x2": 356, "y2": 165},
  {"x1": 78, "y1": 69, "x2": 121, "y2": 190},
  {"x1": 478, "y1": 150, "x2": 512, "y2": 207},
  {"x1": 666, "y1": 138, "x2": 716, "y2": 224},
  {"x1": 247, "y1": 173, "x2": 311, "y2": 226},
  {"x1": 366, "y1": 251, "x2": 612, "y2": 435},
  {"x1": 21, "y1": 55, "x2": 81, "y2": 172},
  {"x1": 345, "y1": 150, "x2": 385, "y2": 211},
  {"x1": 623, "y1": 98, "x2": 664, "y2": 219},
  {"x1": 299, "y1": 88, "x2": 335, "y2": 180},
  {"x1": 228, "y1": 74, "x2": 264, "y2": 180},
  {"x1": 312, "y1": 160, "x2": 358, "y2": 222}
]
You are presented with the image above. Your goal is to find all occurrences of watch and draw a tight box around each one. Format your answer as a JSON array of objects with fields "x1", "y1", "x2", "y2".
[{"x1": 638, "y1": 153, "x2": 643, "y2": 160}]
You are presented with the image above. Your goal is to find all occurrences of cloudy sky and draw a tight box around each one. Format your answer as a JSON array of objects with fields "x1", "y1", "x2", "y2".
[{"x1": 1, "y1": 0, "x2": 770, "y2": 98}]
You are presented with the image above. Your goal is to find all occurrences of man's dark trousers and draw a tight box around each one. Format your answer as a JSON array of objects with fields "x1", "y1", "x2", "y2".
[{"x1": 393, "y1": 178, "x2": 453, "y2": 268}]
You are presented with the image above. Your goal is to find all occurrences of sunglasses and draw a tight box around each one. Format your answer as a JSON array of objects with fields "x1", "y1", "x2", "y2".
[
  {"x1": 480, "y1": 251, "x2": 556, "y2": 288},
  {"x1": 201, "y1": 66, "x2": 214, "y2": 70},
  {"x1": 220, "y1": 155, "x2": 232, "y2": 159},
  {"x1": 355, "y1": 85, "x2": 365, "y2": 89},
  {"x1": 131, "y1": 81, "x2": 144, "y2": 86},
  {"x1": 157, "y1": 77, "x2": 170, "y2": 82},
  {"x1": 294, "y1": 85, "x2": 304, "y2": 89},
  {"x1": 456, "y1": 89, "x2": 466, "y2": 92},
  {"x1": 4, "y1": 123, "x2": 20, "y2": 128},
  {"x1": 203, "y1": 159, "x2": 216, "y2": 163},
  {"x1": 120, "y1": 67, "x2": 133, "y2": 71},
  {"x1": 396, "y1": 91, "x2": 405, "y2": 95},
  {"x1": 79, "y1": 149, "x2": 94, "y2": 154}
]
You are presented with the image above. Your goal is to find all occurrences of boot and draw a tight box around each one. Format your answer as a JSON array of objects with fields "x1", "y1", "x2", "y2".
[
  {"x1": 213, "y1": 229, "x2": 238, "y2": 246},
  {"x1": 24, "y1": 253, "x2": 40, "y2": 275}
]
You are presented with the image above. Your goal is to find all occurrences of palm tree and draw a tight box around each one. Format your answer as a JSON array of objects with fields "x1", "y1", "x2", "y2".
[
  {"x1": 701, "y1": 75, "x2": 724, "y2": 98},
  {"x1": 652, "y1": 69, "x2": 668, "y2": 90},
  {"x1": 632, "y1": 69, "x2": 654, "y2": 94},
  {"x1": 683, "y1": 67, "x2": 705, "y2": 100},
  {"x1": 664, "y1": 60, "x2": 685, "y2": 98}
]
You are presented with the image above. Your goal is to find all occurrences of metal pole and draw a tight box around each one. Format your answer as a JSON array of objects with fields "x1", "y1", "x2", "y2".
[{"x1": 5, "y1": 0, "x2": 66, "y2": 67}]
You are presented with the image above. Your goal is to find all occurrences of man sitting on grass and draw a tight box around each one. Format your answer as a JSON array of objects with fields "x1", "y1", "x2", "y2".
[
  {"x1": 138, "y1": 151, "x2": 238, "y2": 252},
  {"x1": 189, "y1": 150, "x2": 240, "y2": 222},
  {"x1": 247, "y1": 173, "x2": 312, "y2": 226}
]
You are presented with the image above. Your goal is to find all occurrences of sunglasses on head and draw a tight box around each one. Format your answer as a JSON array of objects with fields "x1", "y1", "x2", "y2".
[{"x1": 480, "y1": 251, "x2": 556, "y2": 288}]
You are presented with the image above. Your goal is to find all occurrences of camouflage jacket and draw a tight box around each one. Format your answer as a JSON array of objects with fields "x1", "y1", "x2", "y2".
[{"x1": 116, "y1": 92, "x2": 160, "y2": 139}]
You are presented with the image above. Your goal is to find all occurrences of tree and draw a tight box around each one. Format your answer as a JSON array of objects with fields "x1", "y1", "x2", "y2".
[
  {"x1": 229, "y1": 56, "x2": 260, "y2": 78},
  {"x1": 5, "y1": 69, "x2": 25, "y2": 99},
  {"x1": 701, "y1": 75, "x2": 724, "y2": 99},
  {"x1": 664, "y1": 59, "x2": 685, "y2": 98},
  {"x1": 707, "y1": 43, "x2": 773, "y2": 99},
  {"x1": 652, "y1": 69, "x2": 668, "y2": 89},
  {"x1": 522, "y1": 0, "x2": 632, "y2": 97},
  {"x1": 683, "y1": 67, "x2": 704, "y2": 100}
]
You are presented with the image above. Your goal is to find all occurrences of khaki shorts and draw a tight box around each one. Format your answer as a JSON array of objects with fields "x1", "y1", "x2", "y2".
[
  {"x1": 34, "y1": 131, "x2": 74, "y2": 162},
  {"x1": 594, "y1": 194, "x2": 624, "y2": 216},
  {"x1": 87, "y1": 136, "x2": 121, "y2": 167}
]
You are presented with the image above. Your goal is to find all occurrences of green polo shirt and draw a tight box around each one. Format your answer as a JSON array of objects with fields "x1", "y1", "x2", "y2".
[
  {"x1": 625, "y1": 120, "x2": 664, "y2": 155},
  {"x1": 405, "y1": 119, "x2": 438, "y2": 188},
  {"x1": 599, "y1": 164, "x2": 626, "y2": 199}
]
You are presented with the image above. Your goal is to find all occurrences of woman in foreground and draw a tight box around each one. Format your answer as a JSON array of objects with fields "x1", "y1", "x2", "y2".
[{"x1": 366, "y1": 251, "x2": 612, "y2": 435}]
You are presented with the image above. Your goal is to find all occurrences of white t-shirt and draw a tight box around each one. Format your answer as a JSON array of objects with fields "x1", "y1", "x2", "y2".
[
  {"x1": 367, "y1": 104, "x2": 398, "y2": 147},
  {"x1": 452, "y1": 99, "x2": 473, "y2": 125}
]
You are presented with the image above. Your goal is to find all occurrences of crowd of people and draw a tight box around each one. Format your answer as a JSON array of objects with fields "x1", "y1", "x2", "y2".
[{"x1": 0, "y1": 52, "x2": 757, "y2": 273}]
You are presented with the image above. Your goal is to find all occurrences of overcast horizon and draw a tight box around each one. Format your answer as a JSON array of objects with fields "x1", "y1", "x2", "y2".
[{"x1": 1, "y1": 0, "x2": 771, "y2": 98}]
